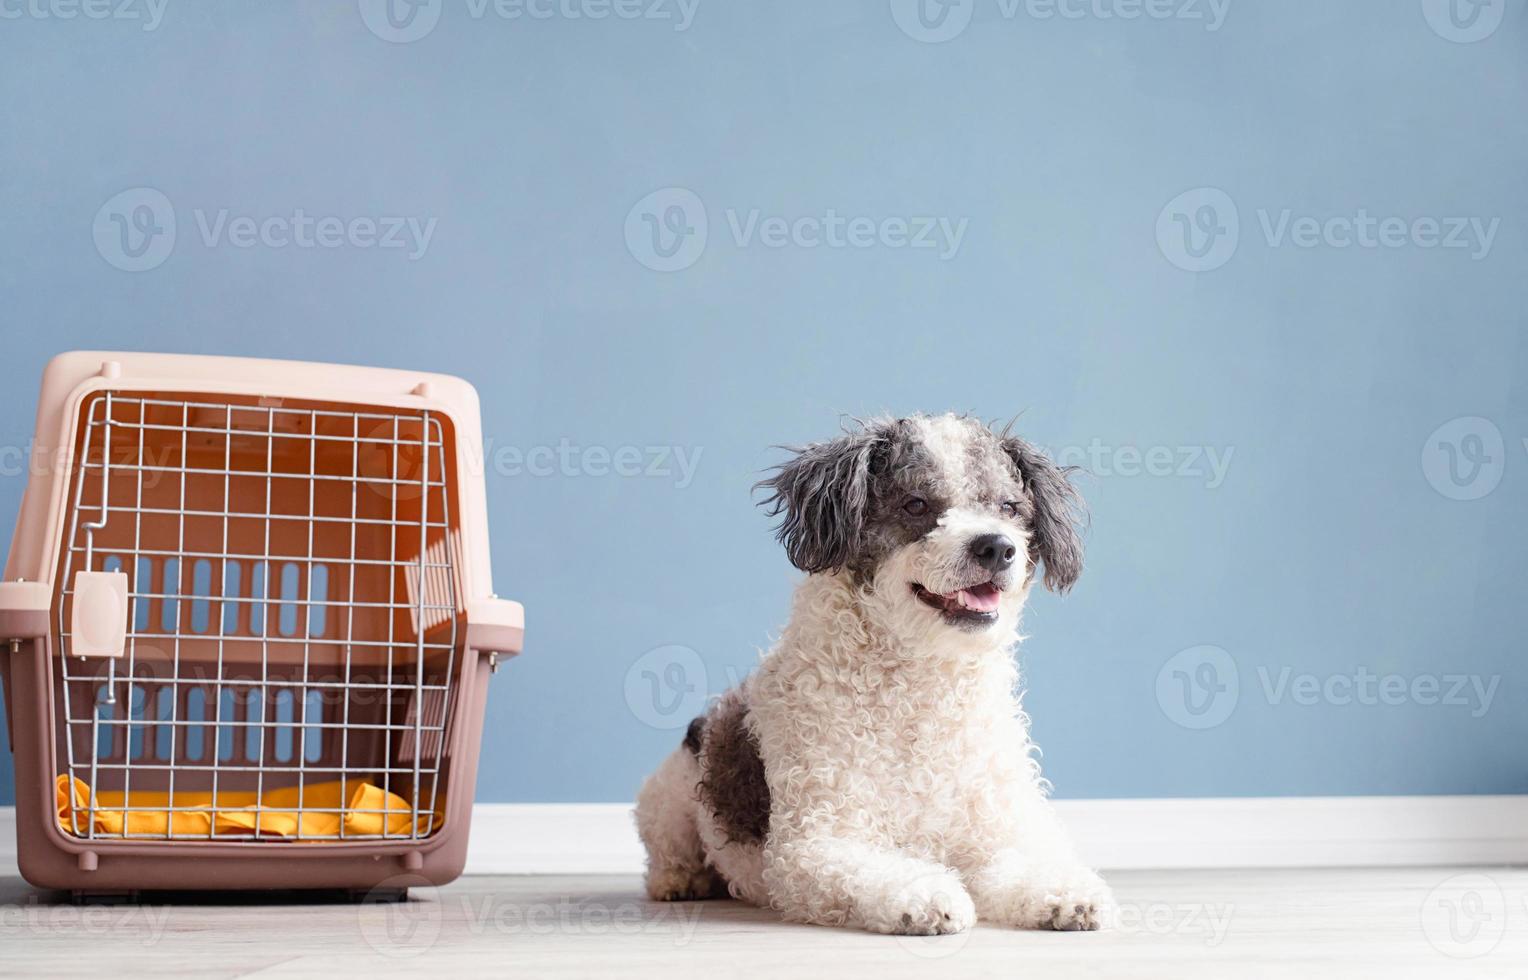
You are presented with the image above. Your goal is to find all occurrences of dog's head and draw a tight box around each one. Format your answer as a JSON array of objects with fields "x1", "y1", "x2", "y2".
[{"x1": 757, "y1": 414, "x2": 1083, "y2": 638}]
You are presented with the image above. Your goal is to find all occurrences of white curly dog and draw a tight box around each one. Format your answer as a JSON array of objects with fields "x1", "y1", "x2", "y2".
[{"x1": 636, "y1": 414, "x2": 1114, "y2": 935}]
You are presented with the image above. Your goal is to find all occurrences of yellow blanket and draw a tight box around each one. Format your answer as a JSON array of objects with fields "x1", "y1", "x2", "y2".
[{"x1": 56, "y1": 775, "x2": 437, "y2": 839}]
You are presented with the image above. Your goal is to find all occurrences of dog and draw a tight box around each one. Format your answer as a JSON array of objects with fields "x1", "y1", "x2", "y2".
[{"x1": 635, "y1": 414, "x2": 1113, "y2": 934}]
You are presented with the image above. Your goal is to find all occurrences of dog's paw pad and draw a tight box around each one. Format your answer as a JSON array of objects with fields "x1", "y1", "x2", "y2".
[
  {"x1": 1041, "y1": 886, "x2": 1116, "y2": 931},
  {"x1": 1047, "y1": 901, "x2": 1100, "y2": 931},
  {"x1": 996, "y1": 868, "x2": 1114, "y2": 931},
  {"x1": 886, "y1": 874, "x2": 977, "y2": 935}
]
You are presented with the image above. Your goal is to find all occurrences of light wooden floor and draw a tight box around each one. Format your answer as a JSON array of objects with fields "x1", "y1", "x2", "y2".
[{"x1": 2, "y1": 868, "x2": 1526, "y2": 978}]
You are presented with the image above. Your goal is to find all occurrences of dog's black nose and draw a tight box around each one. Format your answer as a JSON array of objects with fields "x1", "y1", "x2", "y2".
[{"x1": 969, "y1": 533, "x2": 1017, "y2": 573}]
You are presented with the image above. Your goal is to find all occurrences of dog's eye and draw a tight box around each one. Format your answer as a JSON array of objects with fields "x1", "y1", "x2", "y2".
[
  {"x1": 903, "y1": 497, "x2": 929, "y2": 517},
  {"x1": 1000, "y1": 501, "x2": 1021, "y2": 519}
]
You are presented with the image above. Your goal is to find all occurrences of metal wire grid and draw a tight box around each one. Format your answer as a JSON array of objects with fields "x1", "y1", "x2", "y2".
[{"x1": 53, "y1": 392, "x2": 462, "y2": 842}]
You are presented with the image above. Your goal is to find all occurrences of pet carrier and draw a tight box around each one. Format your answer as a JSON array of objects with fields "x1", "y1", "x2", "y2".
[{"x1": 0, "y1": 352, "x2": 524, "y2": 895}]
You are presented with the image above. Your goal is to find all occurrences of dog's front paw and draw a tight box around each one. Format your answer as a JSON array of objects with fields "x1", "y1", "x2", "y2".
[
  {"x1": 875, "y1": 871, "x2": 977, "y2": 936},
  {"x1": 973, "y1": 860, "x2": 1115, "y2": 931},
  {"x1": 1019, "y1": 867, "x2": 1115, "y2": 932},
  {"x1": 645, "y1": 865, "x2": 727, "y2": 902}
]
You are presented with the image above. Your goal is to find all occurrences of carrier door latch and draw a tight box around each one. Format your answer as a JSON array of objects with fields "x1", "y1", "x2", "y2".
[{"x1": 70, "y1": 571, "x2": 130, "y2": 659}]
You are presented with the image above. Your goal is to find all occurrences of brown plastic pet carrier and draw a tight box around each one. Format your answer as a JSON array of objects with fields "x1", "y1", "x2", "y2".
[{"x1": 0, "y1": 352, "x2": 524, "y2": 896}]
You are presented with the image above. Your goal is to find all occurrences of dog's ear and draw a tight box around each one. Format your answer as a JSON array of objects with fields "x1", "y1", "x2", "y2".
[
  {"x1": 1000, "y1": 435, "x2": 1085, "y2": 593},
  {"x1": 755, "y1": 421, "x2": 889, "y2": 574}
]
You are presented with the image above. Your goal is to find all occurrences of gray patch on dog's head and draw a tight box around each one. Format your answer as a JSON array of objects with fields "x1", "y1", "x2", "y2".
[
  {"x1": 999, "y1": 428, "x2": 1086, "y2": 593},
  {"x1": 695, "y1": 693, "x2": 770, "y2": 845}
]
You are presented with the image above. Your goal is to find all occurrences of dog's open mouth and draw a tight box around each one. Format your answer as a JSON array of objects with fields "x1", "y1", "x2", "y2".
[{"x1": 911, "y1": 580, "x2": 1002, "y2": 627}]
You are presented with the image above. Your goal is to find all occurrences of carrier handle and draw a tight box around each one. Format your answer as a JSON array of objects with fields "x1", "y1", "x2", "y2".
[
  {"x1": 466, "y1": 596, "x2": 524, "y2": 661},
  {"x1": 0, "y1": 580, "x2": 50, "y2": 644}
]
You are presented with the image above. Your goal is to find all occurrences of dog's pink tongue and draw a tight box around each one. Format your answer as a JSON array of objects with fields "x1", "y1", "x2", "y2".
[{"x1": 959, "y1": 583, "x2": 1001, "y2": 613}]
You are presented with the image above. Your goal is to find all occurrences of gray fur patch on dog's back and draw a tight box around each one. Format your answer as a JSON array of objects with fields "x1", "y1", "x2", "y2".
[{"x1": 696, "y1": 693, "x2": 770, "y2": 845}]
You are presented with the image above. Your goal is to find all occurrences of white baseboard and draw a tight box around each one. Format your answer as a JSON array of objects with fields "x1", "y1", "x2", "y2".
[
  {"x1": 1050, "y1": 795, "x2": 1528, "y2": 870},
  {"x1": 463, "y1": 796, "x2": 1528, "y2": 874},
  {"x1": 465, "y1": 803, "x2": 642, "y2": 874},
  {"x1": 4, "y1": 796, "x2": 1525, "y2": 879}
]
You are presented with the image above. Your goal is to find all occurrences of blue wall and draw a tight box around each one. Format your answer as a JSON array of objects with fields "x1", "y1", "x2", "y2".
[{"x1": 1, "y1": 0, "x2": 1525, "y2": 805}]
